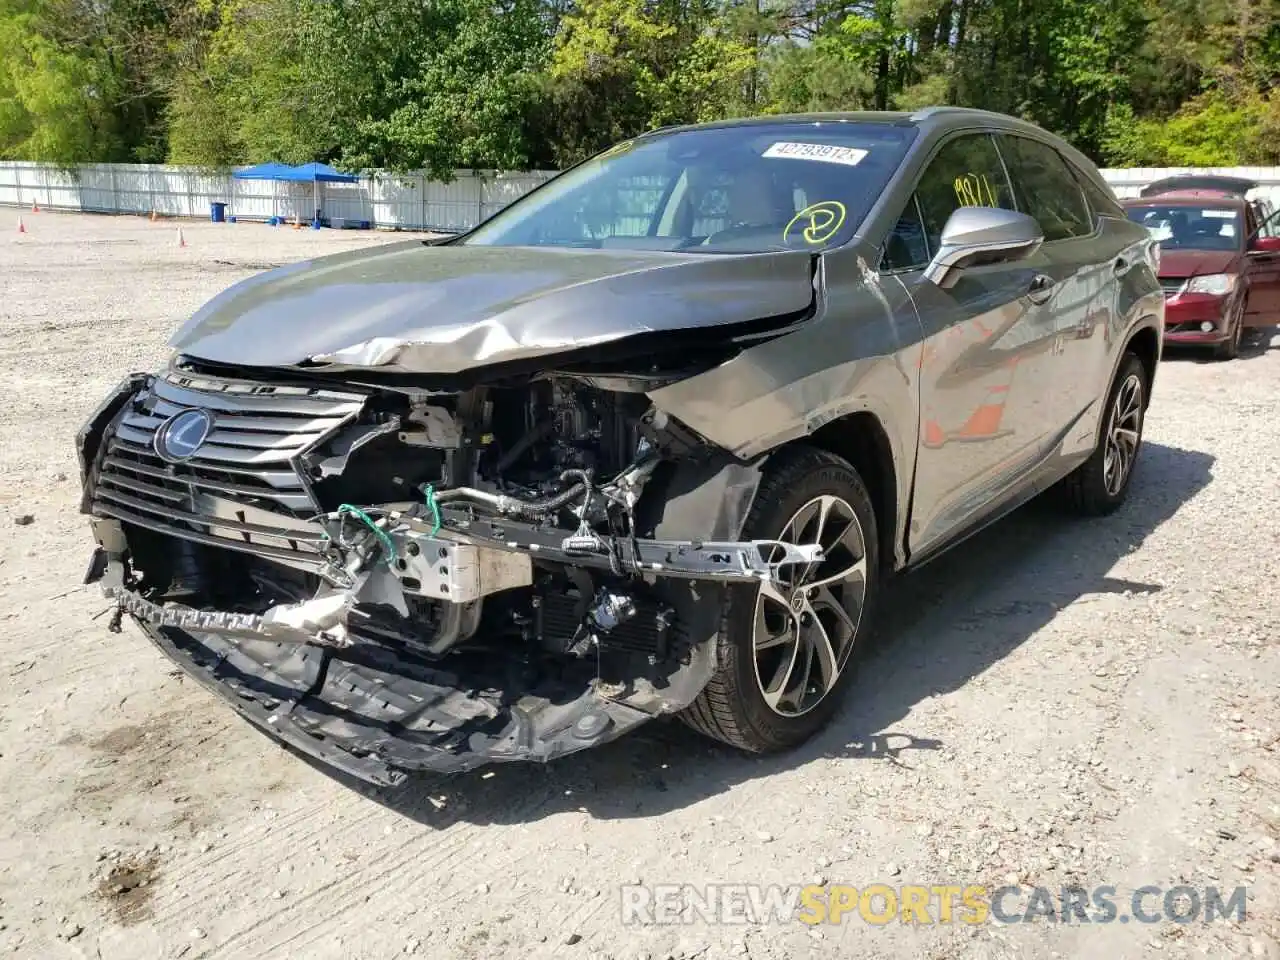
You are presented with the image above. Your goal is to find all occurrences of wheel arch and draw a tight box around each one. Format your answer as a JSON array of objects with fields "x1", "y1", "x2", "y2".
[
  {"x1": 1124, "y1": 321, "x2": 1161, "y2": 406},
  {"x1": 803, "y1": 411, "x2": 901, "y2": 577}
]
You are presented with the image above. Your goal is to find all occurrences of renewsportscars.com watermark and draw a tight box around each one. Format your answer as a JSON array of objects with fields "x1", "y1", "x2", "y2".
[{"x1": 621, "y1": 883, "x2": 1248, "y2": 927}]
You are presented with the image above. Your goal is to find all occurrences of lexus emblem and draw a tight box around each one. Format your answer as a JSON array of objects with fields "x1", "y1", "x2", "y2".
[{"x1": 154, "y1": 408, "x2": 213, "y2": 462}]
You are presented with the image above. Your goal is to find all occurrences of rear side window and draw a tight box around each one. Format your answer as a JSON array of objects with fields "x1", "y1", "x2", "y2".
[
  {"x1": 998, "y1": 135, "x2": 1093, "y2": 241},
  {"x1": 913, "y1": 133, "x2": 1016, "y2": 253},
  {"x1": 1069, "y1": 162, "x2": 1125, "y2": 219}
]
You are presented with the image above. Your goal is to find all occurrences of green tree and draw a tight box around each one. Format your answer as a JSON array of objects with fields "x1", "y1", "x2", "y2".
[
  {"x1": 547, "y1": 0, "x2": 754, "y2": 162},
  {"x1": 167, "y1": 0, "x2": 334, "y2": 167},
  {"x1": 4, "y1": 0, "x2": 1280, "y2": 174},
  {"x1": 308, "y1": 0, "x2": 550, "y2": 175}
]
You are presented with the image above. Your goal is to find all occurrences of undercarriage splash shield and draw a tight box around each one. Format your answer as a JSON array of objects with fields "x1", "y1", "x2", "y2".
[{"x1": 139, "y1": 623, "x2": 670, "y2": 786}]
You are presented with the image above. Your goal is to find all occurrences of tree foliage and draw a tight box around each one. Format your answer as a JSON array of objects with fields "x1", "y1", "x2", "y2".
[{"x1": 3, "y1": 0, "x2": 1279, "y2": 172}]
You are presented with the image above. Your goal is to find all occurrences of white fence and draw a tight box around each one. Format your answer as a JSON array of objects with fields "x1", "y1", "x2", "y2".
[
  {"x1": 2, "y1": 160, "x2": 1280, "y2": 231},
  {"x1": 0, "y1": 162, "x2": 558, "y2": 232}
]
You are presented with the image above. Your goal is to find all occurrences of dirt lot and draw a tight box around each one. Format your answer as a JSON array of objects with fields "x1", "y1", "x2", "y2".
[{"x1": 1, "y1": 210, "x2": 1278, "y2": 960}]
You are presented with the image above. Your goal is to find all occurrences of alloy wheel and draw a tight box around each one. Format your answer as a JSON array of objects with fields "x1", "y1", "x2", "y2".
[
  {"x1": 752, "y1": 495, "x2": 868, "y2": 717},
  {"x1": 1103, "y1": 373, "x2": 1143, "y2": 496}
]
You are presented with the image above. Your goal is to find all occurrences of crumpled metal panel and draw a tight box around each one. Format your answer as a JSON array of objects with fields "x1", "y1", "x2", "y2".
[
  {"x1": 169, "y1": 243, "x2": 816, "y2": 374},
  {"x1": 648, "y1": 254, "x2": 914, "y2": 457},
  {"x1": 646, "y1": 249, "x2": 922, "y2": 568}
]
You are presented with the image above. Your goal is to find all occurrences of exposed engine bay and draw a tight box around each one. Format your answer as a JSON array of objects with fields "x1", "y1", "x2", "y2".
[{"x1": 79, "y1": 359, "x2": 821, "y2": 785}]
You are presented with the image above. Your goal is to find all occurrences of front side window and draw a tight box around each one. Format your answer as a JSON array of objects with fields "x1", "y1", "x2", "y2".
[
  {"x1": 912, "y1": 134, "x2": 1016, "y2": 254},
  {"x1": 998, "y1": 135, "x2": 1093, "y2": 241},
  {"x1": 462, "y1": 123, "x2": 918, "y2": 254},
  {"x1": 1125, "y1": 204, "x2": 1242, "y2": 251},
  {"x1": 881, "y1": 197, "x2": 931, "y2": 271}
]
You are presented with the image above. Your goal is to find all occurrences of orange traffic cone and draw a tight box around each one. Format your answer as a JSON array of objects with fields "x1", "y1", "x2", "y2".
[
  {"x1": 923, "y1": 419, "x2": 946, "y2": 448},
  {"x1": 31, "y1": 200, "x2": 39, "y2": 214},
  {"x1": 176, "y1": 227, "x2": 186, "y2": 248},
  {"x1": 955, "y1": 385, "x2": 1010, "y2": 440},
  {"x1": 150, "y1": 209, "x2": 157, "y2": 222},
  {"x1": 17, "y1": 216, "x2": 26, "y2": 234},
  {"x1": 292, "y1": 214, "x2": 301, "y2": 230}
]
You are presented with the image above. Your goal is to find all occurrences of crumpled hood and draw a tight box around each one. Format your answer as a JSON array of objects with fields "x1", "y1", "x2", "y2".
[{"x1": 169, "y1": 242, "x2": 816, "y2": 374}]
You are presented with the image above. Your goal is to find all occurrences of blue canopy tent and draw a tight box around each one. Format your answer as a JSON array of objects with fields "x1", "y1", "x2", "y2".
[
  {"x1": 229, "y1": 162, "x2": 359, "y2": 224},
  {"x1": 279, "y1": 163, "x2": 359, "y2": 227},
  {"x1": 230, "y1": 162, "x2": 296, "y2": 222},
  {"x1": 287, "y1": 162, "x2": 358, "y2": 183},
  {"x1": 231, "y1": 161, "x2": 294, "y2": 180}
]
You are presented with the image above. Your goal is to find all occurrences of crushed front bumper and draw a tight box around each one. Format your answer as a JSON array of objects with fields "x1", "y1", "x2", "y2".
[
  {"x1": 132, "y1": 615, "x2": 670, "y2": 787},
  {"x1": 87, "y1": 546, "x2": 715, "y2": 785},
  {"x1": 86, "y1": 510, "x2": 816, "y2": 784}
]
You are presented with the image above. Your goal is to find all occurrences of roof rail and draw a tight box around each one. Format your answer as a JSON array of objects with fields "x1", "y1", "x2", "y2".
[{"x1": 909, "y1": 106, "x2": 968, "y2": 120}]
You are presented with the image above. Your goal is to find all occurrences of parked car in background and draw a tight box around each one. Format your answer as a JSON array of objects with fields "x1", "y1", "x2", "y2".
[
  {"x1": 1122, "y1": 175, "x2": 1280, "y2": 359},
  {"x1": 77, "y1": 108, "x2": 1163, "y2": 786}
]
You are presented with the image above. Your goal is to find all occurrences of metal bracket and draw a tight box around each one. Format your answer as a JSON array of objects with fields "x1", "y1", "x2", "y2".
[
  {"x1": 433, "y1": 512, "x2": 823, "y2": 584},
  {"x1": 389, "y1": 532, "x2": 533, "y2": 602},
  {"x1": 609, "y1": 538, "x2": 824, "y2": 581}
]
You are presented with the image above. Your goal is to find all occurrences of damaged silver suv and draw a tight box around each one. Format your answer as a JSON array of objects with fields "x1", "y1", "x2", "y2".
[{"x1": 78, "y1": 108, "x2": 1163, "y2": 785}]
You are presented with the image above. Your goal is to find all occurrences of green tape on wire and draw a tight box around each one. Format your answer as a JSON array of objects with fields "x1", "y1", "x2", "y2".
[
  {"x1": 336, "y1": 503, "x2": 396, "y2": 562},
  {"x1": 423, "y1": 484, "x2": 442, "y2": 536}
]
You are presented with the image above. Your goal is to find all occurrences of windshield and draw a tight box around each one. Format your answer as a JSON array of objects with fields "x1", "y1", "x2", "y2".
[
  {"x1": 461, "y1": 122, "x2": 917, "y2": 253},
  {"x1": 1125, "y1": 204, "x2": 1241, "y2": 251}
]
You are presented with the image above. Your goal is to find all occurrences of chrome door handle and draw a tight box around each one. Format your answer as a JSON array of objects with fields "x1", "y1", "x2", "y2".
[
  {"x1": 1113, "y1": 256, "x2": 1130, "y2": 274},
  {"x1": 1027, "y1": 275, "x2": 1055, "y2": 304}
]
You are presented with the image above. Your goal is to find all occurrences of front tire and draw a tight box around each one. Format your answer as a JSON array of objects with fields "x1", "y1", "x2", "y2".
[
  {"x1": 1214, "y1": 310, "x2": 1243, "y2": 360},
  {"x1": 680, "y1": 447, "x2": 879, "y2": 753},
  {"x1": 1061, "y1": 351, "x2": 1146, "y2": 515}
]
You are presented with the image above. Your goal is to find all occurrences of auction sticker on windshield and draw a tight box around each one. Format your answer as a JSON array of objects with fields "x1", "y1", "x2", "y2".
[{"x1": 763, "y1": 142, "x2": 868, "y2": 166}]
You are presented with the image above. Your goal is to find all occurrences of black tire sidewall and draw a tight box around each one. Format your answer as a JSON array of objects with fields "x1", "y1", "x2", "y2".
[
  {"x1": 718, "y1": 451, "x2": 879, "y2": 751},
  {"x1": 1215, "y1": 303, "x2": 1245, "y2": 359},
  {"x1": 1092, "y1": 353, "x2": 1147, "y2": 507}
]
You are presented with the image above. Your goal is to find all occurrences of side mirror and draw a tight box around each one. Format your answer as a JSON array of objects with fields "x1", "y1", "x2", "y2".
[
  {"x1": 1250, "y1": 235, "x2": 1280, "y2": 253},
  {"x1": 924, "y1": 207, "x2": 1044, "y2": 288}
]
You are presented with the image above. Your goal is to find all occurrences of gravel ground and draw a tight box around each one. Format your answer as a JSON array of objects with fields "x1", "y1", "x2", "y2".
[{"x1": 1, "y1": 210, "x2": 1278, "y2": 960}]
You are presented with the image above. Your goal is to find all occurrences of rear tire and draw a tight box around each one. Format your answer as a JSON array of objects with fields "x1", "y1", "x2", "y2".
[
  {"x1": 1061, "y1": 352, "x2": 1146, "y2": 516},
  {"x1": 679, "y1": 446, "x2": 879, "y2": 753}
]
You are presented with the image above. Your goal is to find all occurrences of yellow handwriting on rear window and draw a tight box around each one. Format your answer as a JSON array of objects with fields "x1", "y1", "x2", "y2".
[{"x1": 953, "y1": 174, "x2": 998, "y2": 208}]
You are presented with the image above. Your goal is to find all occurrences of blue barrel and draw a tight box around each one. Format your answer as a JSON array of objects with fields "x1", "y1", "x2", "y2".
[{"x1": 210, "y1": 201, "x2": 227, "y2": 223}]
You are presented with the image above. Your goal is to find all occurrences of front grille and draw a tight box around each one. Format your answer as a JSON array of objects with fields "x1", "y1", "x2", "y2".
[
  {"x1": 1160, "y1": 277, "x2": 1186, "y2": 297},
  {"x1": 91, "y1": 370, "x2": 366, "y2": 570}
]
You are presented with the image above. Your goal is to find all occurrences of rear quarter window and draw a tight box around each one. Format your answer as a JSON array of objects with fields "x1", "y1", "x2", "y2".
[{"x1": 1068, "y1": 162, "x2": 1125, "y2": 220}]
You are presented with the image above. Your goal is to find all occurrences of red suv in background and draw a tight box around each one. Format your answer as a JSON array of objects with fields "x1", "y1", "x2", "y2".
[{"x1": 1122, "y1": 175, "x2": 1280, "y2": 359}]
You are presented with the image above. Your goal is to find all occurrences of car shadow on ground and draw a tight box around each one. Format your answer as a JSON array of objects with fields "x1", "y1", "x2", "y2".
[
  {"x1": 1239, "y1": 326, "x2": 1279, "y2": 360},
  {"x1": 309, "y1": 440, "x2": 1215, "y2": 827},
  {"x1": 1169, "y1": 325, "x2": 1277, "y2": 363}
]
